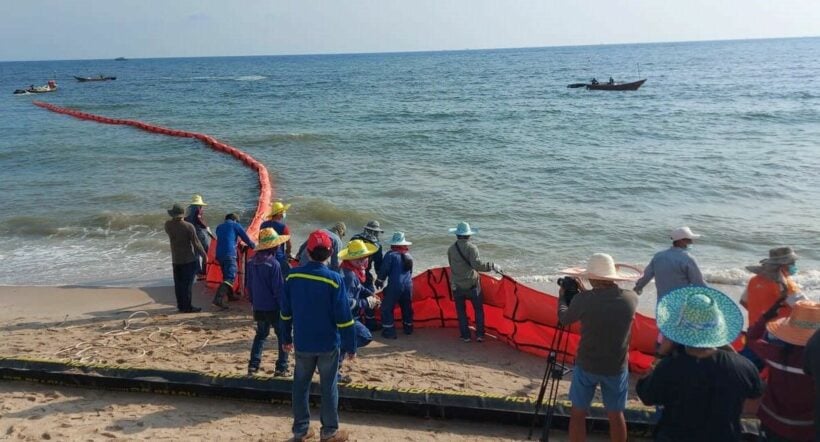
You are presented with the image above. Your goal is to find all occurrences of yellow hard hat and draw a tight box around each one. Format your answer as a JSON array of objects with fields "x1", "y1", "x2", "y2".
[
  {"x1": 268, "y1": 201, "x2": 291, "y2": 217},
  {"x1": 190, "y1": 194, "x2": 207, "y2": 206},
  {"x1": 338, "y1": 239, "x2": 378, "y2": 261}
]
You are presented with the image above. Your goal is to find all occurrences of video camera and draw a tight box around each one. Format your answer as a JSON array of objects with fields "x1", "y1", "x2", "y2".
[{"x1": 556, "y1": 277, "x2": 580, "y2": 305}]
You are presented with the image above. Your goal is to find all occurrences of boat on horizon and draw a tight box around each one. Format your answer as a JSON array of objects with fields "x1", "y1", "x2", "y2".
[
  {"x1": 568, "y1": 79, "x2": 646, "y2": 91},
  {"x1": 114, "y1": 57, "x2": 127, "y2": 61},
  {"x1": 13, "y1": 80, "x2": 58, "y2": 95},
  {"x1": 74, "y1": 75, "x2": 117, "y2": 82}
]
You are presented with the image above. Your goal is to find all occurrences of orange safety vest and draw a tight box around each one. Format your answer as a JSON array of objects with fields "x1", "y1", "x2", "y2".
[{"x1": 745, "y1": 273, "x2": 797, "y2": 325}]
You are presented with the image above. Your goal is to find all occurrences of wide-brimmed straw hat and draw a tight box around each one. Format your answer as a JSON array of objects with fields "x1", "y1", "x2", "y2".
[
  {"x1": 560, "y1": 253, "x2": 641, "y2": 282},
  {"x1": 363, "y1": 220, "x2": 384, "y2": 233},
  {"x1": 670, "y1": 226, "x2": 700, "y2": 241},
  {"x1": 449, "y1": 221, "x2": 478, "y2": 236},
  {"x1": 267, "y1": 201, "x2": 291, "y2": 217},
  {"x1": 389, "y1": 231, "x2": 412, "y2": 246},
  {"x1": 656, "y1": 286, "x2": 743, "y2": 348},
  {"x1": 190, "y1": 194, "x2": 208, "y2": 206},
  {"x1": 760, "y1": 247, "x2": 798, "y2": 266},
  {"x1": 766, "y1": 300, "x2": 820, "y2": 346},
  {"x1": 338, "y1": 239, "x2": 379, "y2": 261},
  {"x1": 255, "y1": 228, "x2": 290, "y2": 251},
  {"x1": 167, "y1": 203, "x2": 185, "y2": 217}
]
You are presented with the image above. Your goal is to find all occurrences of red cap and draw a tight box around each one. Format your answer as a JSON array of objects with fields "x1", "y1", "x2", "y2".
[{"x1": 307, "y1": 230, "x2": 332, "y2": 252}]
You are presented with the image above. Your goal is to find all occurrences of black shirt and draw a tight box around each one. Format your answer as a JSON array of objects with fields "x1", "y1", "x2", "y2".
[{"x1": 636, "y1": 348, "x2": 763, "y2": 441}]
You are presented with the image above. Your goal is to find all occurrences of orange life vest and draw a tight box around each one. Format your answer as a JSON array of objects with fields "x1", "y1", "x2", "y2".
[{"x1": 745, "y1": 273, "x2": 798, "y2": 325}]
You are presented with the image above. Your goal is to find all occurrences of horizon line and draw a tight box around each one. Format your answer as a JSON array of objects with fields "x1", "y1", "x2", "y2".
[{"x1": 1, "y1": 34, "x2": 817, "y2": 63}]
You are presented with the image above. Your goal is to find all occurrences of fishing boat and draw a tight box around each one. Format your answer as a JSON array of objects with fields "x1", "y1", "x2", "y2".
[
  {"x1": 567, "y1": 79, "x2": 646, "y2": 91},
  {"x1": 13, "y1": 80, "x2": 58, "y2": 95},
  {"x1": 114, "y1": 57, "x2": 127, "y2": 61},
  {"x1": 74, "y1": 75, "x2": 117, "y2": 82}
]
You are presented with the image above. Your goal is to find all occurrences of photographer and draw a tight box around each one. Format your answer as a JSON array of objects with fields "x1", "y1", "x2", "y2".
[{"x1": 557, "y1": 253, "x2": 639, "y2": 442}]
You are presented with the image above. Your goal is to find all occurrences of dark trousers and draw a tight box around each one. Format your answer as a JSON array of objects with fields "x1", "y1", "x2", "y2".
[
  {"x1": 454, "y1": 286, "x2": 485, "y2": 339},
  {"x1": 248, "y1": 313, "x2": 289, "y2": 372},
  {"x1": 172, "y1": 261, "x2": 197, "y2": 311}
]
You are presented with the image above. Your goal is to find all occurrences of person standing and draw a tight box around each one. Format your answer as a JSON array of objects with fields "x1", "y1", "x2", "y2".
[
  {"x1": 164, "y1": 203, "x2": 205, "y2": 313},
  {"x1": 376, "y1": 232, "x2": 414, "y2": 339},
  {"x1": 184, "y1": 194, "x2": 215, "y2": 280},
  {"x1": 636, "y1": 286, "x2": 763, "y2": 442},
  {"x1": 558, "y1": 253, "x2": 639, "y2": 442},
  {"x1": 281, "y1": 230, "x2": 355, "y2": 442},
  {"x1": 350, "y1": 220, "x2": 385, "y2": 330},
  {"x1": 747, "y1": 298, "x2": 817, "y2": 441},
  {"x1": 337, "y1": 239, "x2": 382, "y2": 383},
  {"x1": 213, "y1": 213, "x2": 256, "y2": 309},
  {"x1": 260, "y1": 201, "x2": 293, "y2": 275},
  {"x1": 446, "y1": 222, "x2": 500, "y2": 343},
  {"x1": 298, "y1": 222, "x2": 346, "y2": 273},
  {"x1": 246, "y1": 228, "x2": 291, "y2": 377},
  {"x1": 633, "y1": 226, "x2": 706, "y2": 300},
  {"x1": 741, "y1": 247, "x2": 802, "y2": 326}
]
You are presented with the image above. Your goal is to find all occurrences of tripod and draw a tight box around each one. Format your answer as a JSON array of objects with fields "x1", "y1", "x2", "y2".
[{"x1": 527, "y1": 321, "x2": 573, "y2": 441}]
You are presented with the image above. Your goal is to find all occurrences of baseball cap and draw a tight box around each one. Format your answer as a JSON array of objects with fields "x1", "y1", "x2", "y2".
[
  {"x1": 307, "y1": 230, "x2": 332, "y2": 252},
  {"x1": 670, "y1": 226, "x2": 701, "y2": 241}
]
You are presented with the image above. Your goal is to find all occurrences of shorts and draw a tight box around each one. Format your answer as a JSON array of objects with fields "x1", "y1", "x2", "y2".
[{"x1": 568, "y1": 364, "x2": 629, "y2": 412}]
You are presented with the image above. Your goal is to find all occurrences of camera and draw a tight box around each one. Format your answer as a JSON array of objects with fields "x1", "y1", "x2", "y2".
[{"x1": 557, "y1": 277, "x2": 580, "y2": 305}]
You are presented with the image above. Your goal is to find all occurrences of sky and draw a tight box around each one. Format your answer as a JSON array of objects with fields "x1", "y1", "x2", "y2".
[{"x1": 2, "y1": 0, "x2": 818, "y2": 61}]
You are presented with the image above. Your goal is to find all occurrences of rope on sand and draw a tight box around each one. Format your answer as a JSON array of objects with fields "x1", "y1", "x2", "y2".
[{"x1": 52, "y1": 311, "x2": 211, "y2": 365}]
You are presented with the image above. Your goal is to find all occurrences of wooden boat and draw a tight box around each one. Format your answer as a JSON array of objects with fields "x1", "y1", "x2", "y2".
[
  {"x1": 13, "y1": 81, "x2": 57, "y2": 95},
  {"x1": 586, "y1": 79, "x2": 646, "y2": 91},
  {"x1": 74, "y1": 75, "x2": 117, "y2": 82}
]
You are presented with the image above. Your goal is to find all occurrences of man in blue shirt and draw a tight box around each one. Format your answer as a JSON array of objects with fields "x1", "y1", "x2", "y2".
[
  {"x1": 281, "y1": 230, "x2": 355, "y2": 442},
  {"x1": 213, "y1": 213, "x2": 256, "y2": 309},
  {"x1": 633, "y1": 226, "x2": 706, "y2": 300}
]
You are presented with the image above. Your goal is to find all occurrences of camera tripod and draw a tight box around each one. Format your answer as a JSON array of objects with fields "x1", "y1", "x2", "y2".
[{"x1": 527, "y1": 321, "x2": 573, "y2": 441}]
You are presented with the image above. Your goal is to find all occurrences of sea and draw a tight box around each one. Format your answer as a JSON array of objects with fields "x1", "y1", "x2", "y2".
[{"x1": 1, "y1": 37, "x2": 819, "y2": 307}]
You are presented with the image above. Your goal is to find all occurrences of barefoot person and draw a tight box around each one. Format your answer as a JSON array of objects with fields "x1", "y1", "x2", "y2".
[
  {"x1": 246, "y1": 228, "x2": 291, "y2": 377},
  {"x1": 164, "y1": 203, "x2": 205, "y2": 313},
  {"x1": 558, "y1": 253, "x2": 639, "y2": 442},
  {"x1": 637, "y1": 286, "x2": 762, "y2": 442},
  {"x1": 281, "y1": 230, "x2": 355, "y2": 442}
]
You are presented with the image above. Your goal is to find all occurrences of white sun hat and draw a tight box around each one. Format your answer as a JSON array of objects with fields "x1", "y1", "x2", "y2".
[
  {"x1": 560, "y1": 253, "x2": 642, "y2": 281},
  {"x1": 670, "y1": 226, "x2": 701, "y2": 242}
]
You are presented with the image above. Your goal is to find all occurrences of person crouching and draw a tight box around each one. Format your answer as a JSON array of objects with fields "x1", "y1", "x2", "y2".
[
  {"x1": 246, "y1": 228, "x2": 291, "y2": 377},
  {"x1": 376, "y1": 232, "x2": 414, "y2": 339},
  {"x1": 337, "y1": 239, "x2": 382, "y2": 383},
  {"x1": 558, "y1": 253, "x2": 639, "y2": 442}
]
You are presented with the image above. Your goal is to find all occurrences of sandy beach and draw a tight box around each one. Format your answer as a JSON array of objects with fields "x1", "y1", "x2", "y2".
[{"x1": 0, "y1": 282, "x2": 662, "y2": 440}]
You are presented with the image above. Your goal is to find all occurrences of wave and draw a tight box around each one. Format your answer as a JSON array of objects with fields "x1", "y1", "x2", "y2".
[
  {"x1": 291, "y1": 198, "x2": 384, "y2": 232},
  {"x1": 0, "y1": 212, "x2": 167, "y2": 239},
  {"x1": 235, "y1": 75, "x2": 267, "y2": 81},
  {"x1": 233, "y1": 132, "x2": 330, "y2": 146}
]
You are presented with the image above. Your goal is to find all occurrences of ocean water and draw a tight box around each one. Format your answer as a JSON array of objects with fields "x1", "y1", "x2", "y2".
[{"x1": 1, "y1": 37, "x2": 819, "y2": 297}]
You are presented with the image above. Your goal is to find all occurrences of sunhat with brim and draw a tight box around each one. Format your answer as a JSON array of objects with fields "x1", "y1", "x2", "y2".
[
  {"x1": 656, "y1": 286, "x2": 743, "y2": 348},
  {"x1": 190, "y1": 194, "x2": 208, "y2": 206},
  {"x1": 760, "y1": 246, "x2": 798, "y2": 266},
  {"x1": 267, "y1": 201, "x2": 291, "y2": 218},
  {"x1": 339, "y1": 239, "x2": 379, "y2": 261},
  {"x1": 766, "y1": 300, "x2": 820, "y2": 346},
  {"x1": 363, "y1": 220, "x2": 384, "y2": 233},
  {"x1": 255, "y1": 228, "x2": 290, "y2": 251},
  {"x1": 560, "y1": 253, "x2": 642, "y2": 282},
  {"x1": 389, "y1": 231, "x2": 412, "y2": 246},
  {"x1": 167, "y1": 204, "x2": 185, "y2": 217},
  {"x1": 449, "y1": 221, "x2": 478, "y2": 236},
  {"x1": 670, "y1": 226, "x2": 701, "y2": 241}
]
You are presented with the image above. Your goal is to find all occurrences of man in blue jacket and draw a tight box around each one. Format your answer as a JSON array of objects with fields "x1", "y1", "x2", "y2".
[
  {"x1": 246, "y1": 228, "x2": 290, "y2": 377},
  {"x1": 213, "y1": 213, "x2": 256, "y2": 309},
  {"x1": 281, "y1": 230, "x2": 355, "y2": 442}
]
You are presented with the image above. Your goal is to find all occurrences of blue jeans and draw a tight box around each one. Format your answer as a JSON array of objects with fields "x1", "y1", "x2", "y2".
[
  {"x1": 248, "y1": 315, "x2": 289, "y2": 372},
  {"x1": 195, "y1": 230, "x2": 210, "y2": 275},
  {"x1": 381, "y1": 286, "x2": 413, "y2": 336},
  {"x1": 454, "y1": 286, "x2": 485, "y2": 339},
  {"x1": 218, "y1": 256, "x2": 237, "y2": 283},
  {"x1": 354, "y1": 321, "x2": 373, "y2": 348},
  {"x1": 292, "y1": 348, "x2": 340, "y2": 439},
  {"x1": 172, "y1": 261, "x2": 197, "y2": 311}
]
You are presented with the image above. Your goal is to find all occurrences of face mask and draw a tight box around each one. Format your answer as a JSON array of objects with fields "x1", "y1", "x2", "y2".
[
  {"x1": 686, "y1": 244, "x2": 694, "y2": 251},
  {"x1": 787, "y1": 264, "x2": 797, "y2": 275},
  {"x1": 281, "y1": 213, "x2": 287, "y2": 222}
]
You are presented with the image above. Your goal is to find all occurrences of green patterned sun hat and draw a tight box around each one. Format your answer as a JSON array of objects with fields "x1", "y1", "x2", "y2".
[{"x1": 656, "y1": 286, "x2": 743, "y2": 348}]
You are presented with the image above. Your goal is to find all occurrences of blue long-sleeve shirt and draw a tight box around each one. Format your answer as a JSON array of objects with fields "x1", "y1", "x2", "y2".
[
  {"x1": 377, "y1": 250, "x2": 413, "y2": 296},
  {"x1": 215, "y1": 219, "x2": 256, "y2": 259},
  {"x1": 633, "y1": 246, "x2": 706, "y2": 298},
  {"x1": 281, "y1": 261, "x2": 355, "y2": 354},
  {"x1": 341, "y1": 268, "x2": 374, "y2": 313},
  {"x1": 247, "y1": 252, "x2": 284, "y2": 312}
]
